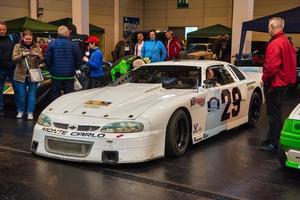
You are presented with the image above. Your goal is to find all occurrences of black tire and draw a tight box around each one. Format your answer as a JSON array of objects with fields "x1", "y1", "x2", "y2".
[
  {"x1": 248, "y1": 91, "x2": 262, "y2": 127},
  {"x1": 278, "y1": 146, "x2": 287, "y2": 167},
  {"x1": 165, "y1": 110, "x2": 190, "y2": 157}
]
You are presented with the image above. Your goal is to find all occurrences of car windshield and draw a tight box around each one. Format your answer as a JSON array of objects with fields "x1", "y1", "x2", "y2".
[{"x1": 129, "y1": 65, "x2": 200, "y2": 89}]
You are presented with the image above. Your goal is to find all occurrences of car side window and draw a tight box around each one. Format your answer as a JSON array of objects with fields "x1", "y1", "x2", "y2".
[
  {"x1": 220, "y1": 67, "x2": 235, "y2": 85},
  {"x1": 206, "y1": 65, "x2": 234, "y2": 86},
  {"x1": 228, "y1": 65, "x2": 246, "y2": 80}
]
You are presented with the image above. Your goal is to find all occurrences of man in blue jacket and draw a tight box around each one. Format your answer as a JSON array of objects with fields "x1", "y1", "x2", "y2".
[
  {"x1": 142, "y1": 30, "x2": 166, "y2": 62},
  {"x1": 45, "y1": 25, "x2": 82, "y2": 100},
  {"x1": 83, "y1": 36, "x2": 103, "y2": 88}
]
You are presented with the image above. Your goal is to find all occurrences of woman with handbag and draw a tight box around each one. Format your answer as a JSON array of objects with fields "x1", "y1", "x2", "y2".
[{"x1": 12, "y1": 30, "x2": 43, "y2": 120}]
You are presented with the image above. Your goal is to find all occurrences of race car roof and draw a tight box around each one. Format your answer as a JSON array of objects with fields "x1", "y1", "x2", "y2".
[{"x1": 145, "y1": 60, "x2": 230, "y2": 69}]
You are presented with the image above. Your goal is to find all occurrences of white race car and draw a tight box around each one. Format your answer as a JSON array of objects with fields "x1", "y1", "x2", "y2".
[{"x1": 31, "y1": 60, "x2": 264, "y2": 164}]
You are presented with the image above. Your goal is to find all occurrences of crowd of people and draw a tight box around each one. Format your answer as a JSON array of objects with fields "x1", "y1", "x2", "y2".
[
  {"x1": 113, "y1": 29, "x2": 183, "y2": 63},
  {"x1": 0, "y1": 22, "x2": 104, "y2": 120}
]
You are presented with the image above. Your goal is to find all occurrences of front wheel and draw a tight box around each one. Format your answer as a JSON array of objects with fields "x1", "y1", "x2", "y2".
[
  {"x1": 248, "y1": 91, "x2": 262, "y2": 127},
  {"x1": 165, "y1": 110, "x2": 190, "y2": 157}
]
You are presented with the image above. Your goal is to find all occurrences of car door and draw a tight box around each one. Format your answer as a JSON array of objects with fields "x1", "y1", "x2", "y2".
[
  {"x1": 226, "y1": 64, "x2": 248, "y2": 125},
  {"x1": 204, "y1": 65, "x2": 241, "y2": 136}
]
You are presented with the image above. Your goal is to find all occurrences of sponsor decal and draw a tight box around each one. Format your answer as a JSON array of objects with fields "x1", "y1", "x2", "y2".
[
  {"x1": 193, "y1": 137, "x2": 203, "y2": 142},
  {"x1": 246, "y1": 81, "x2": 256, "y2": 86},
  {"x1": 207, "y1": 97, "x2": 220, "y2": 112},
  {"x1": 41, "y1": 127, "x2": 67, "y2": 135},
  {"x1": 247, "y1": 85, "x2": 255, "y2": 91},
  {"x1": 84, "y1": 100, "x2": 112, "y2": 108},
  {"x1": 193, "y1": 123, "x2": 202, "y2": 133},
  {"x1": 70, "y1": 132, "x2": 105, "y2": 138},
  {"x1": 191, "y1": 97, "x2": 205, "y2": 107}
]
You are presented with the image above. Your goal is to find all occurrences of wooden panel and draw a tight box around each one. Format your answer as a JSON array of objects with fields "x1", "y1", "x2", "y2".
[
  {"x1": 0, "y1": 0, "x2": 28, "y2": 8},
  {"x1": 0, "y1": 7, "x2": 28, "y2": 21}
]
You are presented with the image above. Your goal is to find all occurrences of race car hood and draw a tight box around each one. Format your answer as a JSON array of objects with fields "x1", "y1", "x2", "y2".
[
  {"x1": 46, "y1": 83, "x2": 190, "y2": 120},
  {"x1": 288, "y1": 104, "x2": 300, "y2": 120}
]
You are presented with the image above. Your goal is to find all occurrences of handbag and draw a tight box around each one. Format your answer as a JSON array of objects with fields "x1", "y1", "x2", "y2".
[
  {"x1": 24, "y1": 57, "x2": 44, "y2": 82},
  {"x1": 74, "y1": 76, "x2": 83, "y2": 91}
]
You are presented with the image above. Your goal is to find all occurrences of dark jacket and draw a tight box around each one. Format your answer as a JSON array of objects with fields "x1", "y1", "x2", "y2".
[
  {"x1": 113, "y1": 40, "x2": 134, "y2": 61},
  {"x1": 45, "y1": 36, "x2": 82, "y2": 78},
  {"x1": 0, "y1": 36, "x2": 16, "y2": 70},
  {"x1": 262, "y1": 31, "x2": 296, "y2": 88},
  {"x1": 87, "y1": 47, "x2": 103, "y2": 78}
]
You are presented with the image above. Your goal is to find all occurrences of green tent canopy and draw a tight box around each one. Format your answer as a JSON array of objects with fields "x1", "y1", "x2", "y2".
[
  {"x1": 187, "y1": 24, "x2": 232, "y2": 38},
  {"x1": 49, "y1": 17, "x2": 105, "y2": 35},
  {"x1": 6, "y1": 17, "x2": 58, "y2": 33}
]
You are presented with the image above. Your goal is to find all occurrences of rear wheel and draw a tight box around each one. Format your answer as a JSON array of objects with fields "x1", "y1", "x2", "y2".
[
  {"x1": 165, "y1": 110, "x2": 190, "y2": 157},
  {"x1": 248, "y1": 91, "x2": 261, "y2": 127}
]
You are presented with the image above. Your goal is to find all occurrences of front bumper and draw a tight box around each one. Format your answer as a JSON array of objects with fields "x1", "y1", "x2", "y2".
[
  {"x1": 280, "y1": 130, "x2": 300, "y2": 169},
  {"x1": 31, "y1": 124, "x2": 165, "y2": 164},
  {"x1": 285, "y1": 149, "x2": 300, "y2": 169}
]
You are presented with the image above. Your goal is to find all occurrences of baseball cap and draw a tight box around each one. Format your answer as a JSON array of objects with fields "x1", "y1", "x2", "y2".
[{"x1": 85, "y1": 36, "x2": 99, "y2": 44}]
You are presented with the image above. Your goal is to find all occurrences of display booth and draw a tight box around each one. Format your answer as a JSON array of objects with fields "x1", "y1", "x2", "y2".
[
  {"x1": 238, "y1": 6, "x2": 300, "y2": 61},
  {"x1": 187, "y1": 24, "x2": 232, "y2": 45}
]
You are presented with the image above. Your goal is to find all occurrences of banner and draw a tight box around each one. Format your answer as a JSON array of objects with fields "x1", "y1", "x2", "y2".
[
  {"x1": 123, "y1": 17, "x2": 140, "y2": 36},
  {"x1": 177, "y1": 0, "x2": 189, "y2": 8}
]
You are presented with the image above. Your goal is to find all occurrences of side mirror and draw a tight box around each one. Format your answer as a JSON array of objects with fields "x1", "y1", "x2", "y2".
[{"x1": 196, "y1": 85, "x2": 204, "y2": 93}]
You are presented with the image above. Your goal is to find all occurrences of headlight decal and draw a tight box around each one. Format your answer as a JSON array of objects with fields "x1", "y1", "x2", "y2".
[
  {"x1": 101, "y1": 121, "x2": 144, "y2": 133},
  {"x1": 37, "y1": 113, "x2": 52, "y2": 127}
]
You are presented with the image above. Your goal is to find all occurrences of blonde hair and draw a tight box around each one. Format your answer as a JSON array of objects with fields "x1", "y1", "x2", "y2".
[
  {"x1": 57, "y1": 25, "x2": 70, "y2": 37},
  {"x1": 22, "y1": 30, "x2": 33, "y2": 37},
  {"x1": 269, "y1": 17, "x2": 285, "y2": 29}
]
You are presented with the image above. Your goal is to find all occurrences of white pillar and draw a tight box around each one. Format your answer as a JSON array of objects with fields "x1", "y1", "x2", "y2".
[
  {"x1": 231, "y1": 0, "x2": 254, "y2": 63},
  {"x1": 114, "y1": 0, "x2": 120, "y2": 46},
  {"x1": 72, "y1": 0, "x2": 89, "y2": 35},
  {"x1": 29, "y1": 0, "x2": 38, "y2": 19}
]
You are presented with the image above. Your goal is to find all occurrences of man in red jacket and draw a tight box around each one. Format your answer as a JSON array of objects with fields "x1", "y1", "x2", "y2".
[
  {"x1": 165, "y1": 30, "x2": 182, "y2": 60},
  {"x1": 261, "y1": 17, "x2": 296, "y2": 152}
]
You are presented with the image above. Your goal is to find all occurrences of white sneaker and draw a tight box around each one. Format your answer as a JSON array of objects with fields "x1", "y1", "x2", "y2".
[
  {"x1": 27, "y1": 113, "x2": 34, "y2": 121},
  {"x1": 16, "y1": 112, "x2": 23, "y2": 119}
]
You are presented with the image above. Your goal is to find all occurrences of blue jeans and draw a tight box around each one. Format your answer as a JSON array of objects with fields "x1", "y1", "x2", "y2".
[
  {"x1": 14, "y1": 80, "x2": 38, "y2": 113},
  {"x1": 0, "y1": 69, "x2": 16, "y2": 111}
]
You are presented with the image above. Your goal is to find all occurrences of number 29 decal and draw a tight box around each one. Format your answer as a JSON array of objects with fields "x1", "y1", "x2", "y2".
[{"x1": 221, "y1": 87, "x2": 242, "y2": 121}]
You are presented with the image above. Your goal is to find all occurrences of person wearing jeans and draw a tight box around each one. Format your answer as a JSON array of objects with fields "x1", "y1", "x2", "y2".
[
  {"x1": 12, "y1": 30, "x2": 43, "y2": 120},
  {"x1": 14, "y1": 80, "x2": 37, "y2": 119}
]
